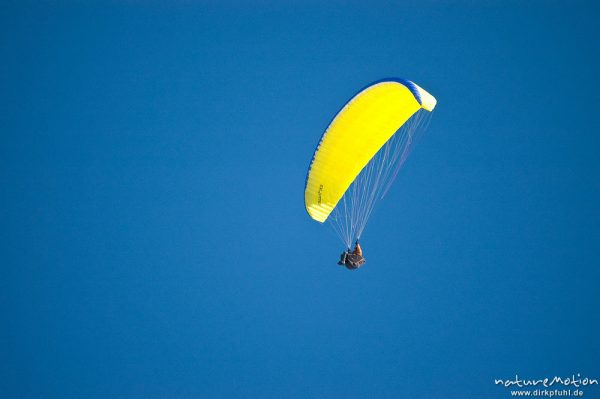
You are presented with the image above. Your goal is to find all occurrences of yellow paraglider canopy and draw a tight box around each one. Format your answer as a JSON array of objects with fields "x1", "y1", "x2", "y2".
[{"x1": 304, "y1": 79, "x2": 436, "y2": 223}]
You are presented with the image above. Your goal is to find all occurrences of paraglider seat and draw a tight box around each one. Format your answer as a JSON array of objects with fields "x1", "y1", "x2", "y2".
[{"x1": 339, "y1": 253, "x2": 365, "y2": 269}]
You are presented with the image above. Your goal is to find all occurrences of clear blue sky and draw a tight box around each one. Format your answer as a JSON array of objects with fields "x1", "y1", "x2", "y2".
[{"x1": 2, "y1": 1, "x2": 599, "y2": 398}]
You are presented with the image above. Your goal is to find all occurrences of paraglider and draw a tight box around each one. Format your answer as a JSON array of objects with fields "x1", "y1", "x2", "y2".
[
  {"x1": 338, "y1": 241, "x2": 365, "y2": 270},
  {"x1": 304, "y1": 78, "x2": 437, "y2": 269}
]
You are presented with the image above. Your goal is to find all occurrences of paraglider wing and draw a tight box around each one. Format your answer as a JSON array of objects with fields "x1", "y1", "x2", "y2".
[{"x1": 304, "y1": 79, "x2": 436, "y2": 225}]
